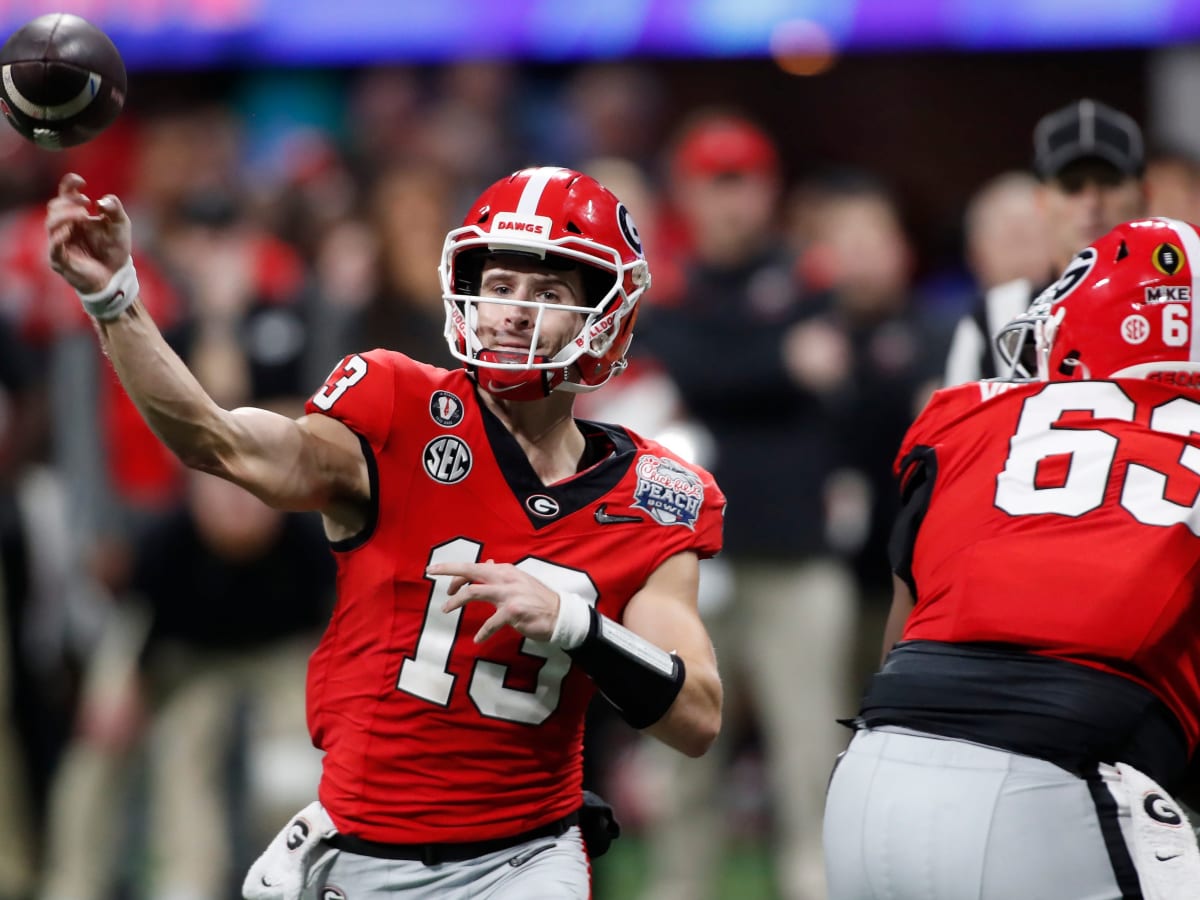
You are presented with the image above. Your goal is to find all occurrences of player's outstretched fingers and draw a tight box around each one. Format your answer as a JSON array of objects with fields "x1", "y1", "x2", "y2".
[
  {"x1": 58, "y1": 172, "x2": 90, "y2": 204},
  {"x1": 97, "y1": 194, "x2": 128, "y2": 224}
]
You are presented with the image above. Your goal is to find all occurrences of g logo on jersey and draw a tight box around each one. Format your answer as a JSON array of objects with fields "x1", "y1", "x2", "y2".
[
  {"x1": 423, "y1": 436, "x2": 472, "y2": 484},
  {"x1": 285, "y1": 818, "x2": 310, "y2": 851},
  {"x1": 429, "y1": 390, "x2": 464, "y2": 427},
  {"x1": 526, "y1": 494, "x2": 560, "y2": 518}
]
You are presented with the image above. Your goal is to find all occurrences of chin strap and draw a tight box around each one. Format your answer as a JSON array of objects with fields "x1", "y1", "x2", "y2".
[{"x1": 472, "y1": 350, "x2": 572, "y2": 400}]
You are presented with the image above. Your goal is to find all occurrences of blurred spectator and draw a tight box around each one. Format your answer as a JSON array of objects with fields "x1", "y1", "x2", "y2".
[
  {"x1": 419, "y1": 61, "x2": 522, "y2": 198},
  {"x1": 162, "y1": 188, "x2": 314, "y2": 411},
  {"x1": 330, "y1": 162, "x2": 460, "y2": 368},
  {"x1": 0, "y1": 314, "x2": 83, "y2": 900},
  {"x1": 342, "y1": 66, "x2": 424, "y2": 181},
  {"x1": 636, "y1": 111, "x2": 857, "y2": 900},
  {"x1": 963, "y1": 171, "x2": 1051, "y2": 292},
  {"x1": 38, "y1": 471, "x2": 335, "y2": 900},
  {"x1": 551, "y1": 64, "x2": 666, "y2": 170},
  {"x1": 944, "y1": 98, "x2": 1146, "y2": 385},
  {"x1": 1145, "y1": 147, "x2": 1200, "y2": 221},
  {"x1": 795, "y1": 170, "x2": 949, "y2": 604}
]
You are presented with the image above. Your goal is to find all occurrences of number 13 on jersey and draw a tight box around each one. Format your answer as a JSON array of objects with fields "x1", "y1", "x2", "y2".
[{"x1": 397, "y1": 539, "x2": 598, "y2": 726}]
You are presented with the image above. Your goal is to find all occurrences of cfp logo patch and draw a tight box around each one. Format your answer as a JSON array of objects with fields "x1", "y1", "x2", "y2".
[
  {"x1": 1153, "y1": 242, "x2": 1185, "y2": 276},
  {"x1": 430, "y1": 390, "x2": 465, "y2": 427},
  {"x1": 285, "y1": 817, "x2": 310, "y2": 851},
  {"x1": 423, "y1": 435, "x2": 472, "y2": 484},
  {"x1": 1121, "y1": 314, "x2": 1151, "y2": 345},
  {"x1": 632, "y1": 455, "x2": 703, "y2": 530}
]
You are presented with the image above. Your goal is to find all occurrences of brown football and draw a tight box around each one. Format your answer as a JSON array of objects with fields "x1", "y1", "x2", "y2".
[{"x1": 0, "y1": 13, "x2": 126, "y2": 150}]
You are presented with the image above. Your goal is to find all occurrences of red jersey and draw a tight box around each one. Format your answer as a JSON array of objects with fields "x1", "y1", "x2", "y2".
[
  {"x1": 895, "y1": 379, "x2": 1200, "y2": 751},
  {"x1": 303, "y1": 350, "x2": 725, "y2": 843}
]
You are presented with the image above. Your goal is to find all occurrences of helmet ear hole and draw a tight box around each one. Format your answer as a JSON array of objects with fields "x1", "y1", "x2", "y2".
[{"x1": 1115, "y1": 240, "x2": 1128, "y2": 262}]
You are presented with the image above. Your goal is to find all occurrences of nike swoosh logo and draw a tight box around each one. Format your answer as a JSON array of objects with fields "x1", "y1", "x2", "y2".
[
  {"x1": 595, "y1": 504, "x2": 642, "y2": 525},
  {"x1": 1155, "y1": 851, "x2": 1181, "y2": 861}
]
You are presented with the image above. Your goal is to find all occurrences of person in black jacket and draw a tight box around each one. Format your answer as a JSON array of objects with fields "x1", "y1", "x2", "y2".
[{"x1": 635, "y1": 111, "x2": 857, "y2": 900}]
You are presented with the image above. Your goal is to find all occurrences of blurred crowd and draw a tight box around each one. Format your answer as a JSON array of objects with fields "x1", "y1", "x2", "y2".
[{"x1": 0, "y1": 58, "x2": 1197, "y2": 900}]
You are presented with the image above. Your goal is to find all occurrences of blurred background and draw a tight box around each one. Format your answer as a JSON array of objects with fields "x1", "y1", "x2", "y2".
[{"x1": 1, "y1": 2, "x2": 1199, "y2": 899}]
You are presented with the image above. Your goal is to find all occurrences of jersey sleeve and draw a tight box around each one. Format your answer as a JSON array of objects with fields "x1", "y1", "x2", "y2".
[
  {"x1": 305, "y1": 349, "x2": 397, "y2": 452},
  {"x1": 692, "y1": 475, "x2": 726, "y2": 560},
  {"x1": 887, "y1": 444, "x2": 938, "y2": 595}
]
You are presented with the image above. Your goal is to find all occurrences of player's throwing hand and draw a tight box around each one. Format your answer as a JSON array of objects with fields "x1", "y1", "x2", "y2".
[
  {"x1": 46, "y1": 173, "x2": 131, "y2": 294},
  {"x1": 429, "y1": 560, "x2": 562, "y2": 644}
]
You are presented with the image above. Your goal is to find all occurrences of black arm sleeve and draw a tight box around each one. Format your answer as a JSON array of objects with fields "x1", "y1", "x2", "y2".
[{"x1": 566, "y1": 606, "x2": 686, "y2": 730}]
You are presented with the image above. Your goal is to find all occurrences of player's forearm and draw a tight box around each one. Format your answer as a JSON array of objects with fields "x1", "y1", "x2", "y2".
[
  {"x1": 96, "y1": 298, "x2": 233, "y2": 472},
  {"x1": 642, "y1": 660, "x2": 722, "y2": 757}
]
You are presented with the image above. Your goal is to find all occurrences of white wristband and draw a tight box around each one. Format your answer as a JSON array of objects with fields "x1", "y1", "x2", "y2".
[
  {"x1": 550, "y1": 591, "x2": 592, "y2": 650},
  {"x1": 76, "y1": 257, "x2": 139, "y2": 321}
]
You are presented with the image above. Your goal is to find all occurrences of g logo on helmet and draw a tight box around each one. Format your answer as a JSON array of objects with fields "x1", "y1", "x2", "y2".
[
  {"x1": 1050, "y1": 247, "x2": 1097, "y2": 303},
  {"x1": 617, "y1": 203, "x2": 642, "y2": 255},
  {"x1": 322, "y1": 888, "x2": 347, "y2": 900}
]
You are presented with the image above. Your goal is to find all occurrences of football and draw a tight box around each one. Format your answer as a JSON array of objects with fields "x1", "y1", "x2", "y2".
[{"x1": 0, "y1": 13, "x2": 126, "y2": 150}]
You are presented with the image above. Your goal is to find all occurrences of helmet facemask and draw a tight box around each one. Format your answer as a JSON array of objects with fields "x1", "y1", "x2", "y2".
[{"x1": 995, "y1": 293, "x2": 1069, "y2": 383}]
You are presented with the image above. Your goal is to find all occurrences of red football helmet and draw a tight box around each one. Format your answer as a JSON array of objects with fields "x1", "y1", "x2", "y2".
[
  {"x1": 439, "y1": 166, "x2": 651, "y2": 400},
  {"x1": 997, "y1": 218, "x2": 1200, "y2": 385}
]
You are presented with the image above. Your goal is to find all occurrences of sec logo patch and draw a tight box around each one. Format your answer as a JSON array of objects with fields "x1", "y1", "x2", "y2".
[{"x1": 423, "y1": 436, "x2": 472, "y2": 484}]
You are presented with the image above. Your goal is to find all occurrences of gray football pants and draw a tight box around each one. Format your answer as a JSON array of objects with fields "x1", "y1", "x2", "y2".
[
  {"x1": 823, "y1": 727, "x2": 1138, "y2": 900},
  {"x1": 313, "y1": 826, "x2": 589, "y2": 899}
]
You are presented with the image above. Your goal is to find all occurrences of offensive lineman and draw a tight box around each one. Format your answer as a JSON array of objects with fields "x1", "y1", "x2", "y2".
[
  {"x1": 45, "y1": 166, "x2": 724, "y2": 899},
  {"x1": 825, "y1": 217, "x2": 1200, "y2": 899}
]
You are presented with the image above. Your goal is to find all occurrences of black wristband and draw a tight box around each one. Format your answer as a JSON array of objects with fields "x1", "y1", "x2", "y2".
[{"x1": 567, "y1": 606, "x2": 686, "y2": 730}]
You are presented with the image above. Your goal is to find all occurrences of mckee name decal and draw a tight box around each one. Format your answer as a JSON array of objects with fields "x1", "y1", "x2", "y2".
[{"x1": 632, "y1": 455, "x2": 703, "y2": 529}]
